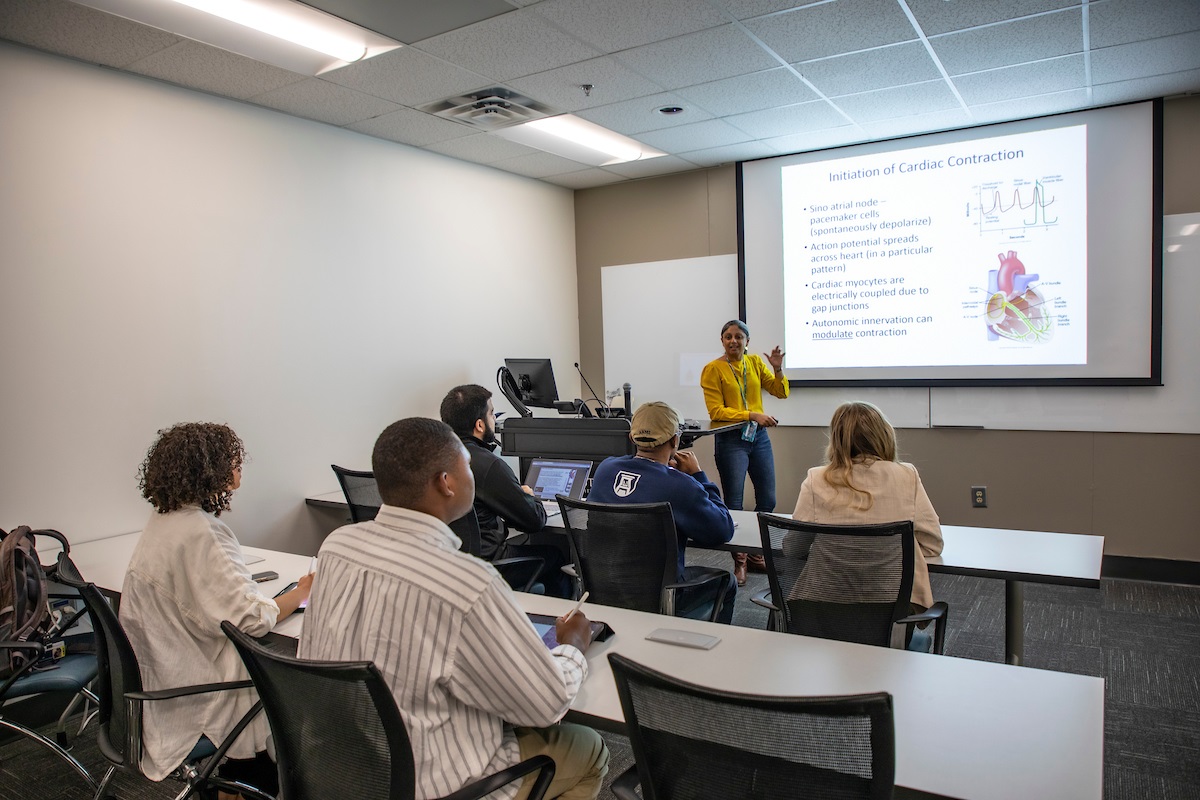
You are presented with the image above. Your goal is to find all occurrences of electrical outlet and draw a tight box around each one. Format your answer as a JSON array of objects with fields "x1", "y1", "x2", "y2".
[{"x1": 971, "y1": 486, "x2": 987, "y2": 508}]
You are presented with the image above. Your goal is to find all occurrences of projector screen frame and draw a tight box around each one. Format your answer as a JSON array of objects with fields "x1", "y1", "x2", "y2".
[{"x1": 736, "y1": 99, "x2": 1164, "y2": 389}]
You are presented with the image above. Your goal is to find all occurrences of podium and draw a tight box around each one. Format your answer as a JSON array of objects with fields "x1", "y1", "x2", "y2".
[{"x1": 499, "y1": 417, "x2": 634, "y2": 480}]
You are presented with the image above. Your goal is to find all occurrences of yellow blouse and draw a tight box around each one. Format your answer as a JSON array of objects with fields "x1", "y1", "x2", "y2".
[{"x1": 700, "y1": 353, "x2": 789, "y2": 425}]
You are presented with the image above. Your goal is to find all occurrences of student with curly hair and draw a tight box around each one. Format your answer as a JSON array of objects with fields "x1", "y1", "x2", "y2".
[{"x1": 120, "y1": 422, "x2": 312, "y2": 799}]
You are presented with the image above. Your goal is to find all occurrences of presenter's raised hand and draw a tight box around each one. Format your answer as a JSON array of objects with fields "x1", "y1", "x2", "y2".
[{"x1": 764, "y1": 346, "x2": 785, "y2": 373}]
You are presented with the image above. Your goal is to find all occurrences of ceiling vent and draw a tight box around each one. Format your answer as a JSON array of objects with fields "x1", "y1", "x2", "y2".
[{"x1": 418, "y1": 87, "x2": 556, "y2": 131}]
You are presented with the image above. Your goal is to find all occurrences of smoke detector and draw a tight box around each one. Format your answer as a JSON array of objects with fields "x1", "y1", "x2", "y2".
[{"x1": 418, "y1": 88, "x2": 556, "y2": 131}]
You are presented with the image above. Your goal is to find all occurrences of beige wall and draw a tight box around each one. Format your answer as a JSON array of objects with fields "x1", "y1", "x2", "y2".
[{"x1": 575, "y1": 96, "x2": 1200, "y2": 563}]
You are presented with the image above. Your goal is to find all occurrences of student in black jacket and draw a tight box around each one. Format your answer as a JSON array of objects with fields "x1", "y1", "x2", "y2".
[{"x1": 440, "y1": 384, "x2": 572, "y2": 597}]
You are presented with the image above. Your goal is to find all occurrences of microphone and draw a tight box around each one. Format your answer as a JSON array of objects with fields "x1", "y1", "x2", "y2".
[
  {"x1": 574, "y1": 362, "x2": 608, "y2": 413},
  {"x1": 623, "y1": 383, "x2": 632, "y2": 417}
]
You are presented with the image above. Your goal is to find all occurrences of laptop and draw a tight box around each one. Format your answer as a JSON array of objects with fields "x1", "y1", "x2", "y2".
[{"x1": 525, "y1": 458, "x2": 593, "y2": 517}]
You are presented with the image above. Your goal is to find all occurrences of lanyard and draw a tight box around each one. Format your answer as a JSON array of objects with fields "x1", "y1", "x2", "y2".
[{"x1": 728, "y1": 358, "x2": 749, "y2": 410}]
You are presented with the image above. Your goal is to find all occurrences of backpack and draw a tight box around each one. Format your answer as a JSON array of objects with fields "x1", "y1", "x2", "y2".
[{"x1": 0, "y1": 525, "x2": 56, "y2": 679}]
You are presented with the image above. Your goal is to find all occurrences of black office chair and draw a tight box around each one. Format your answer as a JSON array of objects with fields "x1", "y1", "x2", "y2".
[
  {"x1": 221, "y1": 621, "x2": 556, "y2": 800},
  {"x1": 331, "y1": 464, "x2": 382, "y2": 524},
  {"x1": 608, "y1": 652, "x2": 896, "y2": 800},
  {"x1": 61, "y1": 578, "x2": 272, "y2": 800},
  {"x1": 754, "y1": 515, "x2": 948, "y2": 653},
  {"x1": 557, "y1": 497, "x2": 733, "y2": 622},
  {"x1": 450, "y1": 509, "x2": 546, "y2": 594},
  {"x1": 0, "y1": 529, "x2": 99, "y2": 792}
]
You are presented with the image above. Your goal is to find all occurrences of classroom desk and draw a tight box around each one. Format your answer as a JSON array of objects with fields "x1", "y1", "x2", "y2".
[
  {"x1": 56, "y1": 534, "x2": 1104, "y2": 799},
  {"x1": 308, "y1": 492, "x2": 1103, "y2": 666}
]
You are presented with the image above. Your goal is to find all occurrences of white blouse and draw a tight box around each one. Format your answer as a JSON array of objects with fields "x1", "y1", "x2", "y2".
[{"x1": 120, "y1": 506, "x2": 278, "y2": 781}]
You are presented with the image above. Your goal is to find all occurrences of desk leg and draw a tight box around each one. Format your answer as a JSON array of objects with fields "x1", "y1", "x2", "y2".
[{"x1": 1005, "y1": 580, "x2": 1023, "y2": 666}]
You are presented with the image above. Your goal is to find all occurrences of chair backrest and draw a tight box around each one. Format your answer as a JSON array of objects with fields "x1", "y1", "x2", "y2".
[
  {"x1": 449, "y1": 508, "x2": 483, "y2": 558},
  {"x1": 609, "y1": 653, "x2": 895, "y2": 800},
  {"x1": 69, "y1": 581, "x2": 144, "y2": 768},
  {"x1": 222, "y1": 622, "x2": 415, "y2": 800},
  {"x1": 758, "y1": 515, "x2": 914, "y2": 648},
  {"x1": 557, "y1": 497, "x2": 678, "y2": 614},
  {"x1": 331, "y1": 465, "x2": 382, "y2": 524}
]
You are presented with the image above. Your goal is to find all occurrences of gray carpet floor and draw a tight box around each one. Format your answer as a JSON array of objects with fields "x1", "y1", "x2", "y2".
[{"x1": 3, "y1": 547, "x2": 1198, "y2": 798}]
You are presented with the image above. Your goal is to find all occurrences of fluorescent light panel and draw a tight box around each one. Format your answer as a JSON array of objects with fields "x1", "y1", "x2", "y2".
[
  {"x1": 493, "y1": 114, "x2": 666, "y2": 167},
  {"x1": 72, "y1": 0, "x2": 400, "y2": 75}
]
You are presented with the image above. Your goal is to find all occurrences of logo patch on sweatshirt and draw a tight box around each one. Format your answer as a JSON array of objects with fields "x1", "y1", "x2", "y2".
[{"x1": 613, "y1": 471, "x2": 641, "y2": 498}]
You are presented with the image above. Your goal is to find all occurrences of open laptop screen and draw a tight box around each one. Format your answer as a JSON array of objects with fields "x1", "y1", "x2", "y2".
[{"x1": 525, "y1": 459, "x2": 592, "y2": 502}]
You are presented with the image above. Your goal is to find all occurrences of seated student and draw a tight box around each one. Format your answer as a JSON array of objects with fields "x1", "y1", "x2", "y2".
[
  {"x1": 121, "y1": 423, "x2": 313, "y2": 800},
  {"x1": 792, "y1": 402, "x2": 945, "y2": 651},
  {"x1": 440, "y1": 384, "x2": 572, "y2": 598},
  {"x1": 299, "y1": 418, "x2": 608, "y2": 800},
  {"x1": 587, "y1": 401, "x2": 738, "y2": 624}
]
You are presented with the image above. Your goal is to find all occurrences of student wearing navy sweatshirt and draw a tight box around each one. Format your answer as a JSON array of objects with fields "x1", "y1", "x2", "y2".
[{"x1": 588, "y1": 402, "x2": 737, "y2": 623}]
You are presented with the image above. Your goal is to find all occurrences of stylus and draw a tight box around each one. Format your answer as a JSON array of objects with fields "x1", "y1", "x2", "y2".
[{"x1": 563, "y1": 591, "x2": 590, "y2": 622}]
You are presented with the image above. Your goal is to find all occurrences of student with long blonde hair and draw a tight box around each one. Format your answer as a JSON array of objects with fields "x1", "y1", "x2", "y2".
[{"x1": 792, "y1": 402, "x2": 944, "y2": 624}]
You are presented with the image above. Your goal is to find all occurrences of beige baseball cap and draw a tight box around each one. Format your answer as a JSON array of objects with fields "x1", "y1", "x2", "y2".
[{"x1": 630, "y1": 401, "x2": 680, "y2": 449}]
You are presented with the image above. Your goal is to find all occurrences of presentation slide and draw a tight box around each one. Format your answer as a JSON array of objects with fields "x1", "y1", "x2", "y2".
[
  {"x1": 740, "y1": 101, "x2": 1161, "y2": 386},
  {"x1": 781, "y1": 126, "x2": 1087, "y2": 369}
]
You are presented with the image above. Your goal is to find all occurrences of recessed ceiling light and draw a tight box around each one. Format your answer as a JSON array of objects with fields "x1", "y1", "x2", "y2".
[
  {"x1": 657, "y1": 106, "x2": 685, "y2": 115},
  {"x1": 493, "y1": 114, "x2": 666, "y2": 166}
]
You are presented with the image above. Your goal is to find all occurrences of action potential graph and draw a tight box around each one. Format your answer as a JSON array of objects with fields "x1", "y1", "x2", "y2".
[{"x1": 970, "y1": 176, "x2": 1063, "y2": 234}]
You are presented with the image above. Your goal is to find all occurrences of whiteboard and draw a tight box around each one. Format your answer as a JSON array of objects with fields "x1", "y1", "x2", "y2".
[
  {"x1": 601, "y1": 256, "x2": 931, "y2": 428},
  {"x1": 600, "y1": 213, "x2": 1198, "y2": 434}
]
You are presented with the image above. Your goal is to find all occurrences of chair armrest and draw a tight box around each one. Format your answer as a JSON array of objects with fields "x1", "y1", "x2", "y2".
[
  {"x1": 0, "y1": 641, "x2": 44, "y2": 694},
  {"x1": 126, "y1": 679, "x2": 255, "y2": 702},
  {"x1": 494, "y1": 556, "x2": 545, "y2": 593},
  {"x1": 664, "y1": 568, "x2": 728, "y2": 593},
  {"x1": 610, "y1": 765, "x2": 641, "y2": 800},
  {"x1": 665, "y1": 567, "x2": 733, "y2": 623},
  {"x1": 896, "y1": 601, "x2": 949, "y2": 655},
  {"x1": 438, "y1": 754, "x2": 555, "y2": 800},
  {"x1": 750, "y1": 588, "x2": 777, "y2": 611}
]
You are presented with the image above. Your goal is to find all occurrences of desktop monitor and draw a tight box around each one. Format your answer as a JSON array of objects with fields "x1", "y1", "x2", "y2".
[{"x1": 504, "y1": 358, "x2": 559, "y2": 408}]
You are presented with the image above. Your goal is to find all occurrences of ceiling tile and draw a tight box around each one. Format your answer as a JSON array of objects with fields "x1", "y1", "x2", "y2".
[
  {"x1": 320, "y1": 46, "x2": 491, "y2": 107},
  {"x1": 725, "y1": 100, "x2": 849, "y2": 139},
  {"x1": 126, "y1": 40, "x2": 305, "y2": 101},
  {"x1": 721, "y1": 1, "x2": 817, "y2": 20},
  {"x1": 423, "y1": 132, "x2": 541, "y2": 164},
  {"x1": 677, "y1": 67, "x2": 818, "y2": 117},
  {"x1": 602, "y1": 154, "x2": 701, "y2": 178},
  {"x1": 743, "y1": 0, "x2": 918, "y2": 63},
  {"x1": 346, "y1": 107, "x2": 475, "y2": 147},
  {"x1": 636, "y1": 118, "x2": 753, "y2": 152},
  {"x1": 968, "y1": 88, "x2": 1090, "y2": 125},
  {"x1": 578, "y1": 92, "x2": 713, "y2": 135},
  {"x1": 952, "y1": 54, "x2": 1085, "y2": 106},
  {"x1": 1092, "y1": 68, "x2": 1200, "y2": 106},
  {"x1": 248, "y1": 79, "x2": 401, "y2": 126},
  {"x1": 833, "y1": 80, "x2": 961, "y2": 124},
  {"x1": 1090, "y1": 30, "x2": 1200, "y2": 85},
  {"x1": 415, "y1": 7, "x2": 599, "y2": 81},
  {"x1": 614, "y1": 24, "x2": 779, "y2": 90},
  {"x1": 305, "y1": 0, "x2": 515, "y2": 43},
  {"x1": 490, "y1": 150, "x2": 597, "y2": 178},
  {"x1": 541, "y1": 167, "x2": 628, "y2": 189},
  {"x1": 799, "y1": 41, "x2": 942, "y2": 98},
  {"x1": 861, "y1": 107, "x2": 973, "y2": 141},
  {"x1": 760, "y1": 125, "x2": 863, "y2": 157},
  {"x1": 677, "y1": 141, "x2": 773, "y2": 167},
  {"x1": 930, "y1": 8, "x2": 1083, "y2": 76},
  {"x1": 0, "y1": 0, "x2": 180, "y2": 68},
  {"x1": 905, "y1": 0, "x2": 1077, "y2": 37},
  {"x1": 507, "y1": 56, "x2": 664, "y2": 112},
  {"x1": 533, "y1": 0, "x2": 728, "y2": 52},
  {"x1": 1089, "y1": 0, "x2": 1200, "y2": 49}
]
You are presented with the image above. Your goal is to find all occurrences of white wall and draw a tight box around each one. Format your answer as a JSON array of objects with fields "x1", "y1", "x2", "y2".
[{"x1": 0, "y1": 43, "x2": 581, "y2": 553}]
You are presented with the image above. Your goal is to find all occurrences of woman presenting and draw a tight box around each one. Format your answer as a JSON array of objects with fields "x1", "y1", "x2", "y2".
[{"x1": 700, "y1": 319, "x2": 789, "y2": 585}]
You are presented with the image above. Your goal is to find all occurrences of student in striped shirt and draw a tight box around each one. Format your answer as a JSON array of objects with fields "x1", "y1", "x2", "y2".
[{"x1": 299, "y1": 418, "x2": 608, "y2": 800}]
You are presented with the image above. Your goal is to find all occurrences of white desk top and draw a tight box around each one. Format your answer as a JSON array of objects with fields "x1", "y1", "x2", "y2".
[{"x1": 56, "y1": 531, "x2": 1104, "y2": 800}]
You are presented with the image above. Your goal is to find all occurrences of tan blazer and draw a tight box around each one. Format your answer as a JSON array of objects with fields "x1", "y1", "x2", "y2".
[{"x1": 792, "y1": 459, "x2": 944, "y2": 609}]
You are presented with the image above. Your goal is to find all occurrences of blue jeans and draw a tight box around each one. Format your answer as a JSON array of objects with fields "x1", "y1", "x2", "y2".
[{"x1": 713, "y1": 428, "x2": 776, "y2": 512}]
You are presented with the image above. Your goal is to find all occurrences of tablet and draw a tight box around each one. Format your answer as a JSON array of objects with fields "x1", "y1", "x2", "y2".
[{"x1": 527, "y1": 613, "x2": 608, "y2": 649}]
